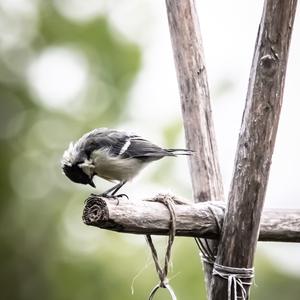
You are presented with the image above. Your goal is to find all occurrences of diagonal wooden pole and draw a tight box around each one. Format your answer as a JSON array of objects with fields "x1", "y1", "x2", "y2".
[
  {"x1": 165, "y1": 0, "x2": 223, "y2": 203},
  {"x1": 210, "y1": 1, "x2": 298, "y2": 299},
  {"x1": 165, "y1": 0, "x2": 224, "y2": 294}
]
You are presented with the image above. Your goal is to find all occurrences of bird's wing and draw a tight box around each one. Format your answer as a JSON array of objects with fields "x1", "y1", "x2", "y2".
[
  {"x1": 121, "y1": 136, "x2": 173, "y2": 161},
  {"x1": 77, "y1": 128, "x2": 129, "y2": 158},
  {"x1": 76, "y1": 128, "x2": 172, "y2": 162}
]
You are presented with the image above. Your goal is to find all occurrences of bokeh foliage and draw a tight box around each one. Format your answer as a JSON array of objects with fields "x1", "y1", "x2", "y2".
[{"x1": 0, "y1": 1, "x2": 299, "y2": 299}]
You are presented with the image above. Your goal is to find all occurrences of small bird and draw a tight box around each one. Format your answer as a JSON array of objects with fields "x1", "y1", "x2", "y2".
[{"x1": 61, "y1": 128, "x2": 192, "y2": 197}]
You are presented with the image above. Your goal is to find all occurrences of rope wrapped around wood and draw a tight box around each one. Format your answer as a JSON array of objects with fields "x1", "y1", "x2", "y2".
[
  {"x1": 195, "y1": 203, "x2": 224, "y2": 264},
  {"x1": 212, "y1": 263, "x2": 254, "y2": 300}
]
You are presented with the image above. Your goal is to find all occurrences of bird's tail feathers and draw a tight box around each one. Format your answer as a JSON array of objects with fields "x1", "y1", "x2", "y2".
[{"x1": 165, "y1": 148, "x2": 194, "y2": 156}]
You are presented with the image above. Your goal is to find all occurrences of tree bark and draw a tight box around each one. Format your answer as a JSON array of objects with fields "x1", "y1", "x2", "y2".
[
  {"x1": 165, "y1": 0, "x2": 223, "y2": 203},
  {"x1": 82, "y1": 196, "x2": 300, "y2": 243},
  {"x1": 165, "y1": 0, "x2": 224, "y2": 294},
  {"x1": 210, "y1": 1, "x2": 298, "y2": 299}
]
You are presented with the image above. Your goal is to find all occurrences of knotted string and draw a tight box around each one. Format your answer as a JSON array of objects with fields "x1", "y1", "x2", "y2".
[
  {"x1": 194, "y1": 203, "x2": 254, "y2": 300},
  {"x1": 213, "y1": 263, "x2": 254, "y2": 300},
  {"x1": 195, "y1": 238, "x2": 216, "y2": 264},
  {"x1": 195, "y1": 202, "x2": 224, "y2": 265},
  {"x1": 145, "y1": 194, "x2": 177, "y2": 300}
]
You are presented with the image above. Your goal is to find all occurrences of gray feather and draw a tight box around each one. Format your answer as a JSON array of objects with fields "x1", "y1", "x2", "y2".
[
  {"x1": 67, "y1": 128, "x2": 192, "y2": 165},
  {"x1": 76, "y1": 128, "x2": 130, "y2": 159},
  {"x1": 121, "y1": 137, "x2": 173, "y2": 162}
]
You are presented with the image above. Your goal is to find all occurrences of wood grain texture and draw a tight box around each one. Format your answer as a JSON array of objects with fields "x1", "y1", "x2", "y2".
[
  {"x1": 210, "y1": 1, "x2": 298, "y2": 299},
  {"x1": 82, "y1": 196, "x2": 300, "y2": 243},
  {"x1": 165, "y1": 0, "x2": 224, "y2": 202},
  {"x1": 165, "y1": 0, "x2": 224, "y2": 292}
]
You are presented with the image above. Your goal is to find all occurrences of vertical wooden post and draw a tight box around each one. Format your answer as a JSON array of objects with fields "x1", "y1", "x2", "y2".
[
  {"x1": 210, "y1": 1, "x2": 298, "y2": 299},
  {"x1": 165, "y1": 0, "x2": 224, "y2": 294}
]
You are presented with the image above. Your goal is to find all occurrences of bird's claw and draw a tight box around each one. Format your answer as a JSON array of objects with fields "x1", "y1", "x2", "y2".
[
  {"x1": 90, "y1": 193, "x2": 128, "y2": 199},
  {"x1": 112, "y1": 193, "x2": 129, "y2": 200},
  {"x1": 89, "y1": 193, "x2": 105, "y2": 199},
  {"x1": 88, "y1": 193, "x2": 128, "y2": 205}
]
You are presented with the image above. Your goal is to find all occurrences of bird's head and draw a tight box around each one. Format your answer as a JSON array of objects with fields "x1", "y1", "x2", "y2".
[
  {"x1": 61, "y1": 142, "x2": 96, "y2": 188},
  {"x1": 62, "y1": 163, "x2": 95, "y2": 188}
]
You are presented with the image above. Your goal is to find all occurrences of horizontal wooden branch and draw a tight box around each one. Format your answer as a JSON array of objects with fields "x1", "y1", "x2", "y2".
[{"x1": 82, "y1": 195, "x2": 300, "y2": 243}]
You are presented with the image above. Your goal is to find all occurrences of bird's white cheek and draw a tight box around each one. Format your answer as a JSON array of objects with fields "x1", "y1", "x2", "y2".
[{"x1": 79, "y1": 160, "x2": 95, "y2": 177}]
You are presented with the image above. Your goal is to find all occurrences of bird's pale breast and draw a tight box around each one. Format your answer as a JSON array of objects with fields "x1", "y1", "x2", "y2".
[{"x1": 91, "y1": 148, "x2": 146, "y2": 181}]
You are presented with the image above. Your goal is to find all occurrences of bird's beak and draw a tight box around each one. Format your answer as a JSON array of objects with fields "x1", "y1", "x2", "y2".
[{"x1": 88, "y1": 179, "x2": 96, "y2": 188}]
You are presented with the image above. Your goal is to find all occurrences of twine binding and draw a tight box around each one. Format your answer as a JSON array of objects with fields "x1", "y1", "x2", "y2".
[
  {"x1": 213, "y1": 263, "x2": 254, "y2": 300},
  {"x1": 146, "y1": 194, "x2": 177, "y2": 300}
]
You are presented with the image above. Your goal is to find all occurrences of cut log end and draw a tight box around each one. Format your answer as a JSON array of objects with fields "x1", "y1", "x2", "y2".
[{"x1": 82, "y1": 196, "x2": 109, "y2": 225}]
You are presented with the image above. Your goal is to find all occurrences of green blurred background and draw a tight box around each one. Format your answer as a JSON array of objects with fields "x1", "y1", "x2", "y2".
[{"x1": 0, "y1": 0, "x2": 299, "y2": 299}]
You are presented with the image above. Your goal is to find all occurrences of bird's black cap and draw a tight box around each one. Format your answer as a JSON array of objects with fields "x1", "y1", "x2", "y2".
[{"x1": 62, "y1": 163, "x2": 95, "y2": 187}]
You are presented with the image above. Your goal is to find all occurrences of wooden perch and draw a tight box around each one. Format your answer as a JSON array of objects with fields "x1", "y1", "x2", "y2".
[{"x1": 82, "y1": 195, "x2": 300, "y2": 243}]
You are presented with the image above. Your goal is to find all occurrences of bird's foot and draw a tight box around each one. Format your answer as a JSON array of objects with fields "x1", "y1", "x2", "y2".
[
  {"x1": 89, "y1": 192, "x2": 128, "y2": 205},
  {"x1": 90, "y1": 192, "x2": 128, "y2": 199},
  {"x1": 111, "y1": 193, "x2": 129, "y2": 200}
]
